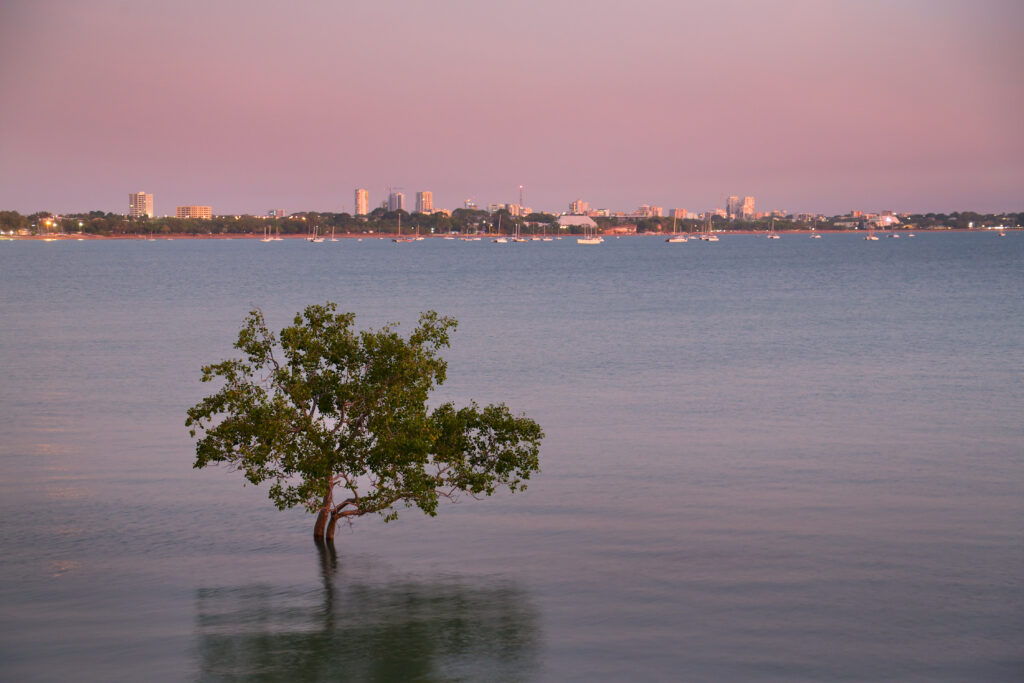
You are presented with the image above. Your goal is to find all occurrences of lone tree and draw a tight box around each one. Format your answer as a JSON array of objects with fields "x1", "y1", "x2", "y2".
[{"x1": 187, "y1": 303, "x2": 543, "y2": 543}]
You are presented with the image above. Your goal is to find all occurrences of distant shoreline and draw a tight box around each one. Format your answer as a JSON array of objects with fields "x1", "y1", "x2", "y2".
[{"x1": 4, "y1": 228, "x2": 1014, "y2": 241}]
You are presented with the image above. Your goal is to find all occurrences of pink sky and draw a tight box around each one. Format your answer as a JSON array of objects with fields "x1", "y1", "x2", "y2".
[{"x1": 1, "y1": 0, "x2": 1021, "y2": 216}]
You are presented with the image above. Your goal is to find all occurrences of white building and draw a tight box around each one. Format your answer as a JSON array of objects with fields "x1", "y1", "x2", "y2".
[
  {"x1": 557, "y1": 215, "x2": 598, "y2": 230},
  {"x1": 869, "y1": 214, "x2": 901, "y2": 227},
  {"x1": 129, "y1": 191, "x2": 153, "y2": 218}
]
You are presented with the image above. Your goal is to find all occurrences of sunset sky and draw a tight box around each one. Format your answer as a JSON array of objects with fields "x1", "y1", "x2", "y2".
[{"x1": 1, "y1": 0, "x2": 1021, "y2": 216}]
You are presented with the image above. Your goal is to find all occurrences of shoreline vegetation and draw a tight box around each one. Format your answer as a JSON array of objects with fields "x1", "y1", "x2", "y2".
[
  {"x1": 1, "y1": 208, "x2": 1020, "y2": 240},
  {"x1": 4, "y1": 227, "x2": 1020, "y2": 241}
]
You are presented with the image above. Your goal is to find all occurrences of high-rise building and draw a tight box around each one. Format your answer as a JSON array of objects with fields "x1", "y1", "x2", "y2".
[
  {"x1": 129, "y1": 191, "x2": 153, "y2": 218},
  {"x1": 741, "y1": 196, "x2": 755, "y2": 219},
  {"x1": 464, "y1": 199, "x2": 477, "y2": 210},
  {"x1": 416, "y1": 191, "x2": 433, "y2": 214},
  {"x1": 354, "y1": 188, "x2": 369, "y2": 216},
  {"x1": 672, "y1": 208, "x2": 688, "y2": 219},
  {"x1": 176, "y1": 205, "x2": 212, "y2": 219},
  {"x1": 570, "y1": 199, "x2": 589, "y2": 215},
  {"x1": 650, "y1": 206, "x2": 664, "y2": 218},
  {"x1": 726, "y1": 195, "x2": 741, "y2": 219},
  {"x1": 268, "y1": 209, "x2": 285, "y2": 218},
  {"x1": 388, "y1": 191, "x2": 405, "y2": 212}
]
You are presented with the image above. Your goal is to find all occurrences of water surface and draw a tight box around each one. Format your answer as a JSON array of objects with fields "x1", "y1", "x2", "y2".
[{"x1": 1, "y1": 233, "x2": 1022, "y2": 681}]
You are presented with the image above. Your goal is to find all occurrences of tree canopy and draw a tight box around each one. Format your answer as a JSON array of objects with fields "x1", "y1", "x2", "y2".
[
  {"x1": 186, "y1": 303, "x2": 543, "y2": 543},
  {"x1": 4, "y1": 207, "x2": 1020, "y2": 237}
]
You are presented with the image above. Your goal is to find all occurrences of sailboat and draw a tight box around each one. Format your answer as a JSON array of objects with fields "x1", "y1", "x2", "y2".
[
  {"x1": 699, "y1": 217, "x2": 718, "y2": 241},
  {"x1": 864, "y1": 223, "x2": 879, "y2": 240},
  {"x1": 308, "y1": 224, "x2": 324, "y2": 243},
  {"x1": 261, "y1": 225, "x2": 273, "y2": 242},
  {"x1": 393, "y1": 213, "x2": 414, "y2": 243},
  {"x1": 766, "y1": 217, "x2": 780, "y2": 239},
  {"x1": 576, "y1": 221, "x2": 603, "y2": 245},
  {"x1": 512, "y1": 219, "x2": 527, "y2": 242},
  {"x1": 492, "y1": 214, "x2": 508, "y2": 243},
  {"x1": 666, "y1": 216, "x2": 687, "y2": 243},
  {"x1": 810, "y1": 219, "x2": 821, "y2": 238},
  {"x1": 329, "y1": 225, "x2": 339, "y2": 242}
]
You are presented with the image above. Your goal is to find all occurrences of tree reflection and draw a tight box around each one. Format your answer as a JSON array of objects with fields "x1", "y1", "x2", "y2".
[{"x1": 194, "y1": 542, "x2": 540, "y2": 681}]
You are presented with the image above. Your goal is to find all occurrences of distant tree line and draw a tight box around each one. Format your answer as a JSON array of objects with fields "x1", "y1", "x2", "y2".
[
  {"x1": 610, "y1": 212, "x2": 1024, "y2": 234},
  {"x1": 1, "y1": 208, "x2": 1020, "y2": 236},
  {"x1": 0, "y1": 208, "x2": 558, "y2": 237}
]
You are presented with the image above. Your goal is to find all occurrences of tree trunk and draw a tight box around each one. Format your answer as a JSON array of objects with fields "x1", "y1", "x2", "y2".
[
  {"x1": 325, "y1": 511, "x2": 339, "y2": 543},
  {"x1": 313, "y1": 508, "x2": 329, "y2": 540},
  {"x1": 313, "y1": 487, "x2": 333, "y2": 541}
]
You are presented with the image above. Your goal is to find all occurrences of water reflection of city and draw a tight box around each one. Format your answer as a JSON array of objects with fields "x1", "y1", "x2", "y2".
[{"x1": 195, "y1": 543, "x2": 541, "y2": 681}]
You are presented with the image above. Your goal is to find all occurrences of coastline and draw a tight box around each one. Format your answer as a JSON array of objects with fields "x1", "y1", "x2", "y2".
[{"x1": 4, "y1": 228, "x2": 1014, "y2": 241}]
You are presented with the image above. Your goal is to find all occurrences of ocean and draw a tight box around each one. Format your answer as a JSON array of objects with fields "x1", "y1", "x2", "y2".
[{"x1": 1, "y1": 232, "x2": 1021, "y2": 681}]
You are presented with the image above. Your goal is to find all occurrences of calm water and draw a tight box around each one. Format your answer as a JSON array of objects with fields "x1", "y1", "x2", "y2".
[{"x1": 1, "y1": 233, "x2": 1022, "y2": 681}]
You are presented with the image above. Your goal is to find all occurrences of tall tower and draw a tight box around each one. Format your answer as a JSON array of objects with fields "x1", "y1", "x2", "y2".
[
  {"x1": 416, "y1": 191, "x2": 433, "y2": 214},
  {"x1": 741, "y1": 196, "x2": 755, "y2": 219},
  {"x1": 388, "y1": 191, "x2": 405, "y2": 212},
  {"x1": 354, "y1": 188, "x2": 369, "y2": 216},
  {"x1": 726, "y1": 195, "x2": 741, "y2": 219},
  {"x1": 129, "y1": 191, "x2": 154, "y2": 218}
]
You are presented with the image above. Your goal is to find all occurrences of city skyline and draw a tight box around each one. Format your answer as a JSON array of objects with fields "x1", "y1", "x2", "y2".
[
  {"x1": 1, "y1": 1, "x2": 1021, "y2": 216},
  {"x1": 20, "y1": 185, "x2": 1024, "y2": 221}
]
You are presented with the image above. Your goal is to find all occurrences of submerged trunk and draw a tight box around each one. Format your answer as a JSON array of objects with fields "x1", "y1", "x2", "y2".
[
  {"x1": 325, "y1": 512, "x2": 339, "y2": 543},
  {"x1": 313, "y1": 487, "x2": 333, "y2": 540},
  {"x1": 313, "y1": 508, "x2": 329, "y2": 540}
]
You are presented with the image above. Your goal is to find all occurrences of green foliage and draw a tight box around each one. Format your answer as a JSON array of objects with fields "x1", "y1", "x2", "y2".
[
  {"x1": 0, "y1": 210, "x2": 29, "y2": 231},
  {"x1": 186, "y1": 304, "x2": 543, "y2": 533},
  {"x1": 524, "y1": 212, "x2": 556, "y2": 224},
  {"x1": 3, "y1": 208, "x2": 1021, "y2": 237}
]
